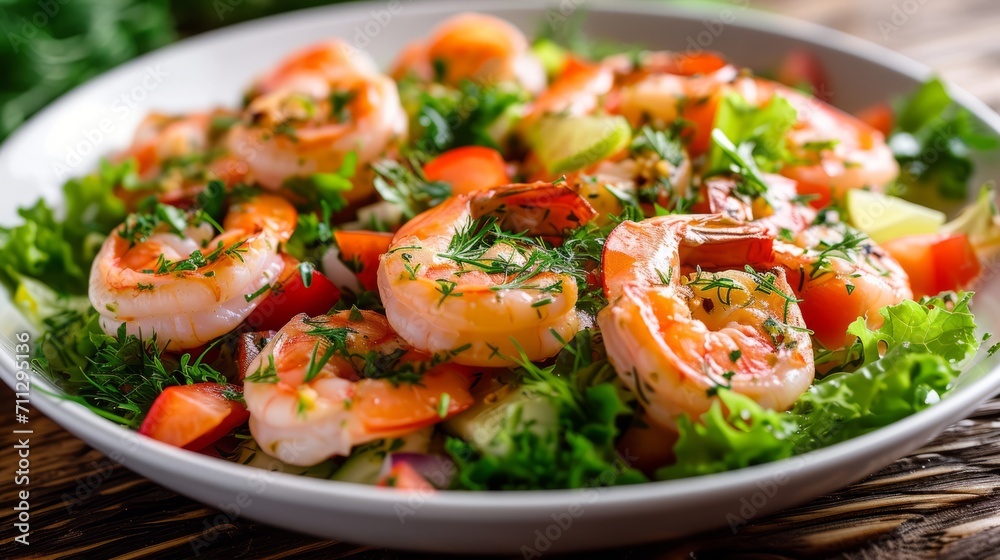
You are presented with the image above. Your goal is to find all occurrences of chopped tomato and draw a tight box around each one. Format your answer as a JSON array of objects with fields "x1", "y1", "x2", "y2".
[
  {"x1": 557, "y1": 54, "x2": 592, "y2": 80},
  {"x1": 668, "y1": 51, "x2": 729, "y2": 76},
  {"x1": 682, "y1": 89, "x2": 723, "y2": 157},
  {"x1": 333, "y1": 230, "x2": 394, "y2": 292},
  {"x1": 422, "y1": 146, "x2": 511, "y2": 196},
  {"x1": 244, "y1": 254, "x2": 341, "y2": 331},
  {"x1": 855, "y1": 103, "x2": 894, "y2": 138},
  {"x1": 776, "y1": 49, "x2": 830, "y2": 102},
  {"x1": 377, "y1": 463, "x2": 435, "y2": 491},
  {"x1": 235, "y1": 330, "x2": 277, "y2": 380},
  {"x1": 882, "y1": 233, "x2": 981, "y2": 298},
  {"x1": 792, "y1": 179, "x2": 834, "y2": 210},
  {"x1": 139, "y1": 383, "x2": 249, "y2": 451}
]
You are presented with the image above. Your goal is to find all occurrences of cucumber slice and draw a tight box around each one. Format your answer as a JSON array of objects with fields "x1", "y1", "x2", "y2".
[
  {"x1": 330, "y1": 428, "x2": 431, "y2": 485},
  {"x1": 526, "y1": 114, "x2": 632, "y2": 175},
  {"x1": 847, "y1": 188, "x2": 945, "y2": 243},
  {"x1": 443, "y1": 382, "x2": 557, "y2": 457}
]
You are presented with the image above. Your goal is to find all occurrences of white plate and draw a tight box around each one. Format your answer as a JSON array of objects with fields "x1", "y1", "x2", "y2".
[{"x1": 2, "y1": 0, "x2": 999, "y2": 554}]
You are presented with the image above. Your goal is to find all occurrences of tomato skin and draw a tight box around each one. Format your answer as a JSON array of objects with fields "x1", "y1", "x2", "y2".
[
  {"x1": 244, "y1": 256, "x2": 341, "y2": 331},
  {"x1": 333, "y1": 230, "x2": 394, "y2": 292},
  {"x1": 855, "y1": 103, "x2": 894, "y2": 138},
  {"x1": 792, "y1": 179, "x2": 834, "y2": 210},
  {"x1": 235, "y1": 330, "x2": 277, "y2": 381},
  {"x1": 882, "y1": 233, "x2": 981, "y2": 298},
  {"x1": 682, "y1": 89, "x2": 723, "y2": 157},
  {"x1": 377, "y1": 463, "x2": 435, "y2": 491},
  {"x1": 422, "y1": 146, "x2": 511, "y2": 196},
  {"x1": 930, "y1": 234, "x2": 981, "y2": 293},
  {"x1": 139, "y1": 383, "x2": 249, "y2": 451},
  {"x1": 776, "y1": 49, "x2": 830, "y2": 102}
]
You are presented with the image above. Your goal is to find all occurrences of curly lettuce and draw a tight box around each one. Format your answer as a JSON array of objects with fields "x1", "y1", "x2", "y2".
[
  {"x1": 0, "y1": 159, "x2": 132, "y2": 295},
  {"x1": 658, "y1": 292, "x2": 980, "y2": 478}
]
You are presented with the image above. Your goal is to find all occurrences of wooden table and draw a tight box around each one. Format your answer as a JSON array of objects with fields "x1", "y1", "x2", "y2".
[{"x1": 4, "y1": 0, "x2": 1000, "y2": 557}]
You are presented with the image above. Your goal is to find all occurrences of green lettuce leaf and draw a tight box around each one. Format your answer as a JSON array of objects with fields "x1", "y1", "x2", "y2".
[
  {"x1": 792, "y1": 292, "x2": 978, "y2": 450},
  {"x1": 790, "y1": 348, "x2": 954, "y2": 450},
  {"x1": 891, "y1": 78, "x2": 999, "y2": 200},
  {"x1": 708, "y1": 90, "x2": 798, "y2": 173},
  {"x1": 659, "y1": 292, "x2": 980, "y2": 476},
  {"x1": 847, "y1": 291, "x2": 978, "y2": 367},
  {"x1": 656, "y1": 390, "x2": 797, "y2": 480},
  {"x1": 0, "y1": 160, "x2": 131, "y2": 295}
]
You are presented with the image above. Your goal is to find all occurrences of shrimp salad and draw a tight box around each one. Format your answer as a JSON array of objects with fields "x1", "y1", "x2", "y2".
[{"x1": 5, "y1": 13, "x2": 998, "y2": 490}]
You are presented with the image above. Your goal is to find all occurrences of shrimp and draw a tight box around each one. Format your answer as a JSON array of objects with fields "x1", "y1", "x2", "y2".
[
  {"x1": 229, "y1": 40, "x2": 407, "y2": 203},
  {"x1": 526, "y1": 63, "x2": 615, "y2": 119},
  {"x1": 243, "y1": 310, "x2": 474, "y2": 466},
  {"x1": 89, "y1": 192, "x2": 297, "y2": 350},
  {"x1": 390, "y1": 13, "x2": 545, "y2": 93},
  {"x1": 693, "y1": 173, "x2": 817, "y2": 236},
  {"x1": 597, "y1": 215, "x2": 814, "y2": 432},
  {"x1": 378, "y1": 183, "x2": 598, "y2": 367},
  {"x1": 732, "y1": 78, "x2": 899, "y2": 202},
  {"x1": 116, "y1": 111, "x2": 248, "y2": 204},
  {"x1": 612, "y1": 51, "x2": 739, "y2": 155},
  {"x1": 771, "y1": 225, "x2": 912, "y2": 350}
]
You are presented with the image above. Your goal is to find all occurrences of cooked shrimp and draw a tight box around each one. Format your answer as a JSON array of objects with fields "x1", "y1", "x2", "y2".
[
  {"x1": 598, "y1": 215, "x2": 814, "y2": 432},
  {"x1": 89, "y1": 193, "x2": 297, "y2": 350},
  {"x1": 116, "y1": 111, "x2": 248, "y2": 203},
  {"x1": 229, "y1": 40, "x2": 407, "y2": 203},
  {"x1": 390, "y1": 13, "x2": 545, "y2": 93},
  {"x1": 729, "y1": 78, "x2": 899, "y2": 201},
  {"x1": 771, "y1": 225, "x2": 912, "y2": 350},
  {"x1": 243, "y1": 310, "x2": 474, "y2": 466},
  {"x1": 526, "y1": 63, "x2": 615, "y2": 119},
  {"x1": 694, "y1": 173, "x2": 817, "y2": 236},
  {"x1": 378, "y1": 183, "x2": 598, "y2": 367},
  {"x1": 612, "y1": 51, "x2": 738, "y2": 155}
]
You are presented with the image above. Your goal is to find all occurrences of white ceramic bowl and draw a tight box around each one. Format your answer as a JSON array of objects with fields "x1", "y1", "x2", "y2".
[{"x1": 2, "y1": 0, "x2": 999, "y2": 554}]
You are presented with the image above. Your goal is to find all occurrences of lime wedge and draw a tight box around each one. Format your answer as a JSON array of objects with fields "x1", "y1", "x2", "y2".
[
  {"x1": 526, "y1": 114, "x2": 632, "y2": 175},
  {"x1": 847, "y1": 188, "x2": 946, "y2": 243}
]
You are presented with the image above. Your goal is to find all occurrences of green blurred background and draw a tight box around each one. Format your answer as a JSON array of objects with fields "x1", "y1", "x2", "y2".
[{"x1": 0, "y1": 0, "x2": 356, "y2": 142}]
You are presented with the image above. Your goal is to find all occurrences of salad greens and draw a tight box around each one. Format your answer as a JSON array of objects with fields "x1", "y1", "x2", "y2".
[
  {"x1": 890, "y1": 78, "x2": 1000, "y2": 200},
  {"x1": 447, "y1": 331, "x2": 647, "y2": 490},
  {"x1": 708, "y1": 91, "x2": 798, "y2": 174},
  {"x1": 659, "y1": 292, "x2": 981, "y2": 479},
  {"x1": 0, "y1": 160, "x2": 133, "y2": 295},
  {"x1": 2, "y1": 6, "x2": 996, "y2": 491}
]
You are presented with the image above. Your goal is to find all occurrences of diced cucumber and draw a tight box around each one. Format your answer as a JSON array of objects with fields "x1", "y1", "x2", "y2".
[
  {"x1": 526, "y1": 114, "x2": 632, "y2": 175},
  {"x1": 330, "y1": 428, "x2": 431, "y2": 485},
  {"x1": 847, "y1": 188, "x2": 946, "y2": 243},
  {"x1": 443, "y1": 382, "x2": 557, "y2": 457}
]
